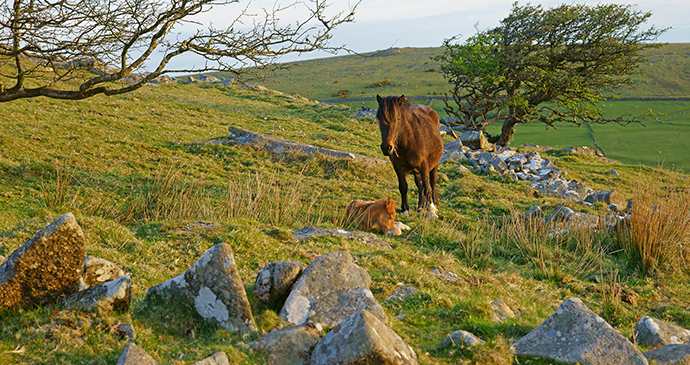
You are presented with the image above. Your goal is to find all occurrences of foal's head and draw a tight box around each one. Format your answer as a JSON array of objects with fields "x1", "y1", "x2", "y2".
[{"x1": 376, "y1": 94, "x2": 408, "y2": 156}]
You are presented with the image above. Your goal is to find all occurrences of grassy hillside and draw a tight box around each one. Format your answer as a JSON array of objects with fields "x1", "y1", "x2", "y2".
[
  {"x1": 208, "y1": 44, "x2": 690, "y2": 172},
  {"x1": 1, "y1": 81, "x2": 690, "y2": 364}
]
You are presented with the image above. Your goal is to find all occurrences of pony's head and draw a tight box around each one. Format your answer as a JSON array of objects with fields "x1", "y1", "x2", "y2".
[
  {"x1": 378, "y1": 198, "x2": 397, "y2": 235},
  {"x1": 376, "y1": 94, "x2": 408, "y2": 156}
]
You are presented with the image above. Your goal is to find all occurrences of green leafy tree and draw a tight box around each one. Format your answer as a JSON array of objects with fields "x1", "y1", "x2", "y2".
[
  {"x1": 0, "y1": 0, "x2": 358, "y2": 102},
  {"x1": 436, "y1": 2, "x2": 666, "y2": 146}
]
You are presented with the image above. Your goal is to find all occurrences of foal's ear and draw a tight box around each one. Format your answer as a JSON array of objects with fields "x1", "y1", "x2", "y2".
[
  {"x1": 397, "y1": 95, "x2": 406, "y2": 105},
  {"x1": 376, "y1": 94, "x2": 382, "y2": 103}
]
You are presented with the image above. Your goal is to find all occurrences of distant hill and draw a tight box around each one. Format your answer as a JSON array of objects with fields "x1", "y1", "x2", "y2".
[{"x1": 209, "y1": 43, "x2": 690, "y2": 101}]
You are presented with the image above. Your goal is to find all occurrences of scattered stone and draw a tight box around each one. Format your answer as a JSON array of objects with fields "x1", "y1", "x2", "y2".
[
  {"x1": 430, "y1": 267, "x2": 465, "y2": 285},
  {"x1": 193, "y1": 351, "x2": 230, "y2": 365},
  {"x1": 386, "y1": 285, "x2": 419, "y2": 301},
  {"x1": 292, "y1": 226, "x2": 392, "y2": 250},
  {"x1": 553, "y1": 206, "x2": 576, "y2": 221},
  {"x1": 0, "y1": 213, "x2": 86, "y2": 312},
  {"x1": 114, "y1": 323, "x2": 136, "y2": 341},
  {"x1": 82, "y1": 256, "x2": 125, "y2": 288},
  {"x1": 608, "y1": 169, "x2": 620, "y2": 176},
  {"x1": 525, "y1": 206, "x2": 544, "y2": 219},
  {"x1": 354, "y1": 106, "x2": 376, "y2": 118},
  {"x1": 643, "y1": 344, "x2": 690, "y2": 365},
  {"x1": 437, "y1": 330, "x2": 486, "y2": 349},
  {"x1": 146, "y1": 243, "x2": 257, "y2": 333},
  {"x1": 279, "y1": 251, "x2": 386, "y2": 328},
  {"x1": 585, "y1": 190, "x2": 627, "y2": 210},
  {"x1": 249, "y1": 323, "x2": 323, "y2": 365},
  {"x1": 461, "y1": 131, "x2": 493, "y2": 151},
  {"x1": 512, "y1": 297, "x2": 647, "y2": 365},
  {"x1": 65, "y1": 275, "x2": 131, "y2": 312},
  {"x1": 310, "y1": 309, "x2": 418, "y2": 365},
  {"x1": 116, "y1": 343, "x2": 158, "y2": 365},
  {"x1": 634, "y1": 317, "x2": 690, "y2": 348},
  {"x1": 491, "y1": 299, "x2": 516, "y2": 323},
  {"x1": 255, "y1": 260, "x2": 304, "y2": 305}
]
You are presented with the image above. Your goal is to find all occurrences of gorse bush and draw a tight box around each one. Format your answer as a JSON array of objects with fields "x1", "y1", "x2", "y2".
[{"x1": 620, "y1": 173, "x2": 690, "y2": 275}]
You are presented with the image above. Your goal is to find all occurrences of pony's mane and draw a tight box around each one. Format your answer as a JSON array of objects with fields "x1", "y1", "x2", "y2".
[{"x1": 377, "y1": 95, "x2": 411, "y2": 122}]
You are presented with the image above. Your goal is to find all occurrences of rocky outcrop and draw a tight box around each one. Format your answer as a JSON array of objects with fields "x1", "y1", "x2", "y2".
[
  {"x1": 146, "y1": 243, "x2": 257, "y2": 333},
  {"x1": 643, "y1": 344, "x2": 690, "y2": 365},
  {"x1": 437, "y1": 330, "x2": 486, "y2": 349},
  {"x1": 513, "y1": 297, "x2": 647, "y2": 365},
  {"x1": 255, "y1": 260, "x2": 304, "y2": 305},
  {"x1": 116, "y1": 343, "x2": 158, "y2": 365},
  {"x1": 292, "y1": 226, "x2": 392, "y2": 250},
  {"x1": 82, "y1": 256, "x2": 125, "y2": 288},
  {"x1": 310, "y1": 309, "x2": 417, "y2": 365},
  {"x1": 0, "y1": 213, "x2": 86, "y2": 312},
  {"x1": 634, "y1": 316, "x2": 690, "y2": 347},
  {"x1": 193, "y1": 351, "x2": 230, "y2": 365},
  {"x1": 249, "y1": 323, "x2": 323, "y2": 365},
  {"x1": 279, "y1": 251, "x2": 386, "y2": 328},
  {"x1": 65, "y1": 275, "x2": 131, "y2": 312}
]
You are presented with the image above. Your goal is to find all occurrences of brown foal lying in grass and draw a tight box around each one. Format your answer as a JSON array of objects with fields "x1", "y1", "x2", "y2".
[{"x1": 345, "y1": 198, "x2": 411, "y2": 236}]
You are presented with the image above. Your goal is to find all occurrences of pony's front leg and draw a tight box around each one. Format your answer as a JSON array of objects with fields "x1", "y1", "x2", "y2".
[
  {"x1": 418, "y1": 167, "x2": 438, "y2": 218},
  {"x1": 430, "y1": 166, "x2": 439, "y2": 205},
  {"x1": 394, "y1": 167, "x2": 410, "y2": 215}
]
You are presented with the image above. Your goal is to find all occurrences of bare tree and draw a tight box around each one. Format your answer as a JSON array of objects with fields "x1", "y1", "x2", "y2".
[{"x1": 0, "y1": 0, "x2": 358, "y2": 102}]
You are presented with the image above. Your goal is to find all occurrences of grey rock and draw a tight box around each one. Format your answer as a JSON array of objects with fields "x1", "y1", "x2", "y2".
[
  {"x1": 437, "y1": 330, "x2": 486, "y2": 349},
  {"x1": 430, "y1": 267, "x2": 465, "y2": 285},
  {"x1": 116, "y1": 343, "x2": 158, "y2": 365},
  {"x1": 114, "y1": 323, "x2": 136, "y2": 340},
  {"x1": 146, "y1": 243, "x2": 256, "y2": 333},
  {"x1": 491, "y1": 299, "x2": 516, "y2": 323},
  {"x1": 443, "y1": 139, "x2": 464, "y2": 152},
  {"x1": 564, "y1": 146, "x2": 606, "y2": 159},
  {"x1": 440, "y1": 150, "x2": 466, "y2": 164},
  {"x1": 193, "y1": 351, "x2": 230, "y2": 365},
  {"x1": 644, "y1": 344, "x2": 690, "y2": 365},
  {"x1": 513, "y1": 297, "x2": 648, "y2": 365},
  {"x1": 255, "y1": 260, "x2": 304, "y2": 305},
  {"x1": 199, "y1": 74, "x2": 220, "y2": 82},
  {"x1": 280, "y1": 251, "x2": 386, "y2": 328},
  {"x1": 568, "y1": 180, "x2": 589, "y2": 198},
  {"x1": 553, "y1": 206, "x2": 576, "y2": 221},
  {"x1": 0, "y1": 213, "x2": 86, "y2": 312},
  {"x1": 249, "y1": 323, "x2": 323, "y2": 365},
  {"x1": 584, "y1": 190, "x2": 627, "y2": 209},
  {"x1": 634, "y1": 317, "x2": 690, "y2": 348},
  {"x1": 386, "y1": 285, "x2": 419, "y2": 301},
  {"x1": 65, "y1": 275, "x2": 131, "y2": 312},
  {"x1": 310, "y1": 309, "x2": 417, "y2": 365},
  {"x1": 292, "y1": 226, "x2": 392, "y2": 250},
  {"x1": 461, "y1": 131, "x2": 493, "y2": 151},
  {"x1": 82, "y1": 256, "x2": 125, "y2": 288},
  {"x1": 609, "y1": 169, "x2": 620, "y2": 176},
  {"x1": 525, "y1": 206, "x2": 544, "y2": 219}
]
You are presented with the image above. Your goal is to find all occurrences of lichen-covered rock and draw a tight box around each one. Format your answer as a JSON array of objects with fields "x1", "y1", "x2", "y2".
[
  {"x1": 513, "y1": 297, "x2": 647, "y2": 365},
  {"x1": 585, "y1": 190, "x2": 627, "y2": 210},
  {"x1": 0, "y1": 213, "x2": 86, "y2": 312},
  {"x1": 193, "y1": 351, "x2": 230, "y2": 365},
  {"x1": 310, "y1": 309, "x2": 417, "y2": 365},
  {"x1": 249, "y1": 323, "x2": 323, "y2": 365},
  {"x1": 437, "y1": 330, "x2": 486, "y2": 349},
  {"x1": 386, "y1": 285, "x2": 419, "y2": 301},
  {"x1": 116, "y1": 343, "x2": 158, "y2": 365},
  {"x1": 255, "y1": 260, "x2": 304, "y2": 305},
  {"x1": 146, "y1": 243, "x2": 256, "y2": 333},
  {"x1": 491, "y1": 299, "x2": 516, "y2": 323},
  {"x1": 279, "y1": 251, "x2": 386, "y2": 328},
  {"x1": 461, "y1": 131, "x2": 493, "y2": 151},
  {"x1": 644, "y1": 344, "x2": 690, "y2": 365},
  {"x1": 292, "y1": 226, "x2": 392, "y2": 250},
  {"x1": 634, "y1": 316, "x2": 690, "y2": 348},
  {"x1": 65, "y1": 275, "x2": 131, "y2": 312},
  {"x1": 82, "y1": 256, "x2": 125, "y2": 288}
]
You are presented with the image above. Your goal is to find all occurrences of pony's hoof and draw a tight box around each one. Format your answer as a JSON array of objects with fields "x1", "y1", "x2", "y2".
[
  {"x1": 428, "y1": 203, "x2": 439, "y2": 219},
  {"x1": 394, "y1": 221, "x2": 411, "y2": 231},
  {"x1": 401, "y1": 210, "x2": 410, "y2": 216}
]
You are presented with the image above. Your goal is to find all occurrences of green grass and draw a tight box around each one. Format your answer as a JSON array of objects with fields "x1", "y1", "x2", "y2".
[{"x1": 2, "y1": 80, "x2": 690, "y2": 364}]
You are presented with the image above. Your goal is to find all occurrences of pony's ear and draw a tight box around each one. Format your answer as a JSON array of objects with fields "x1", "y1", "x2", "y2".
[
  {"x1": 376, "y1": 94, "x2": 382, "y2": 103},
  {"x1": 397, "y1": 95, "x2": 406, "y2": 105}
]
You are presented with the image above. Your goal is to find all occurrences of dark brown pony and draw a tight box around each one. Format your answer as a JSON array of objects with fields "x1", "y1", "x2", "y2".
[{"x1": 376, "y1": 94, "x2": 443, "y2": 217}]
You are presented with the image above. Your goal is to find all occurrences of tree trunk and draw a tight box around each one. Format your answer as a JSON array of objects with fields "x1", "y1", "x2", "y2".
[{"x1": 496, "y1": 118, "x2": 520, "y2": 147}]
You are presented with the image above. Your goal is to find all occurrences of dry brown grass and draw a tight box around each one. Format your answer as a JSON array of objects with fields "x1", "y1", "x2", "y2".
[{"x1": 623, "y1": 174, "x2": 690, "y2": 275}]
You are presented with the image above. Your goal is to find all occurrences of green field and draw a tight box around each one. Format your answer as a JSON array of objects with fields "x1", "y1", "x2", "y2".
[{"x1": 210, "y1": 44, "x2": 690, "y2": 172}]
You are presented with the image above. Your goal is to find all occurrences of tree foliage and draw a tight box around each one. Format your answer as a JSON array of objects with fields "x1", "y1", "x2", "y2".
[
  {"x1": 436, "y1": 2, "x2": 666, "y2": 146},
  {"x1": 0, "y1": 0, "x2": 358, "y2": 101}
]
